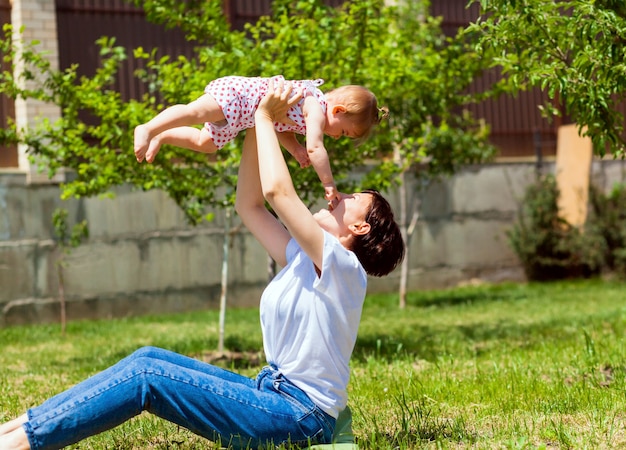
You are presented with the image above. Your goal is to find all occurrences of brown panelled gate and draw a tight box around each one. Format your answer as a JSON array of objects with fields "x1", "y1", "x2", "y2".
[
  {"x1": 56, "y1": 0, "x2": 194, "y2": 102},
  {"x1": 0, "y1": 0, "x2": 578, "y2": 168}
]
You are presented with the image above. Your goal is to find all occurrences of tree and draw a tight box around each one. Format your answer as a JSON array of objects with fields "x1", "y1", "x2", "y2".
[
  {"x1": 350, "y1": 1, "x2": 496, "y2": 307},
  {"x1": 468, "y1": 0, "x2": 626, "y2": 156},
  {"x1": 52, "y1": 208, "x2": 88, "y2": 335},
  {"x1": 137, "y1": 0, "x2": 497, "y2": 306},
  {"x1": 0, "y1": 0, "x2": 496, "y2": 326}
]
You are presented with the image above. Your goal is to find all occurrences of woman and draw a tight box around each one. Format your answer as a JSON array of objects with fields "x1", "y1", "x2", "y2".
[{"x1": 0, "y1": 81, "x2": 404, "y2": 450}]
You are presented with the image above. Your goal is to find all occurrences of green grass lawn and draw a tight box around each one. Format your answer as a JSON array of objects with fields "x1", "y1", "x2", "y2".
[{"x1": 2, "y1": 279, "x2": 625, "y2": 449}]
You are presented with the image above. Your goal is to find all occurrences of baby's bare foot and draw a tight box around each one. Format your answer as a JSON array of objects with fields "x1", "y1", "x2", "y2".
[
  {"x1": 145, "y1": 136, "x2": 163, "y2": 164},
  {"x1": 134, "y1": 124, "x2": 151, "y2": 162}
]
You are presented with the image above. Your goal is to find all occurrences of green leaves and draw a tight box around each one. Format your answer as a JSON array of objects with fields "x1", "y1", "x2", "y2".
[
  {"x1": 0, "y1": 0, "x2": 497, "y2": 223},
  {"x1": 469, "y1": 0, "x2": 626, "y2": 156},
  {"x1": 52, "y1": 207, "x2": 89, "y2": 250}
]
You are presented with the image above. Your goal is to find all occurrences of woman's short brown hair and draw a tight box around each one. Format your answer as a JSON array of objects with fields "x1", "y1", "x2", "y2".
[{"x1": 350, "y1": 189, "x2": 405, "y2": 277}]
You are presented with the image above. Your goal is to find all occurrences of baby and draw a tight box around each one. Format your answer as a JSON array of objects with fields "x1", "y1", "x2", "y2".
[{"x1": 134, "y1": 75, "x2": 388, "y2": 205}]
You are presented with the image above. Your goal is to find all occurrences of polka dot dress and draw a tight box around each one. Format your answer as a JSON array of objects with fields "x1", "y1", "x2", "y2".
[{"x1": 203, "y1": 75, "x2": 326, "y2": 149}]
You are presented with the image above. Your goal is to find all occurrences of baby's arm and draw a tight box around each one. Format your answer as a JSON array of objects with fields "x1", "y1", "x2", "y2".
[
  {"x1": 303, "y1": 97, "x2": 340, "y2": 207},
  {"x1": 277, "y1": 132, "x2": 310, "y2": 168}
]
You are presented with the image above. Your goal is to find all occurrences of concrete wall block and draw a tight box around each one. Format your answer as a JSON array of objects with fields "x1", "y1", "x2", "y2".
[
  {"x1": 0, "y1": 186, "x2": 12, "y2": 241},
  {"x1": 64, "y1": 289, "x2": 226, "y2": 323},
  {"x1": 367, "y1": 272, "x2": 401, "y2": 294},
  {"x1": 145, "y1": 233, "x2": 224, "y2": 288},
  {"x1": 0, "y1": 184, "x2": 29, "y2": 240},
  {"x1": 0, "y1": 181, "x2": 66, "y2": 241},
  {"x1": 1, "y1": 283, "x2": 266, "y2": 327},
  {"x1": 419, "y1": 181, "x2": 451, "y2": 219},
  {"x1": 27, "y1": 190, "x2": 66, "y2": 240},
  {"x1": 444, "y1": 219, "x2": 518, "y2": 267},
  {"x1": 0, "y1": 238, "x2": 55, "y2": 303},
  {"x1": 61, "y1": 232, "x2": 225, "y2": 297},
  {"x1": 234, "y1": 232, "x2": 275, "y2": 283},
  {"x1": 591, "y1": 160, "x2": 626, "y2": 192},
  {"x1": 83, "y1": 188, "x2": 191, "y2": 237},
  {"x1": 407, "y1": 266, "x2": 467, "y2": 291},
  {"x1": 411, "y1": 218, "x2": 517, "y2": 269},
  {"x1": 0, "y1": 241, "x2": 38, "y2": 302},
  {"x1": 1, "y1": 297, "x2": 59, "y2": 327},
  {"x1": 34, "y1": 239, "x2": 57, "y2": 299},
  {"x1": 450, "y1": 164, "x2": 536, "y2": 214},
  {"x1": 62, "y1": 241, "x2": 142, "y2": 296}
]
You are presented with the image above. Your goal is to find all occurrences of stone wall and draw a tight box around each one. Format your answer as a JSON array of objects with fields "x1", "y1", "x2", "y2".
[{"x1": 2, "y1": 159, "x2": 625, "y2": 326}]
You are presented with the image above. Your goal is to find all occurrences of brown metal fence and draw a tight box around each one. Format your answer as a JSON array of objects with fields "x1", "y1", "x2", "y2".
[
  {"x1": 56, "y1": 0, "x2": 194, "y2": 102},
  {"x1": 432, "y1": 0, "x2": 560, "y2": 159},
  {"x1": 225, "y1": 0, "x2": 273, "y2": 31},
  {"x1": 51, "y1": 0, "x2": 563, "y2": 161},
  {"x1": 5, "y1": 0, "x2": 614, "y2": 168},
  {"x1": 225, "y1": 0, "x2": 345, "y2": 30}
]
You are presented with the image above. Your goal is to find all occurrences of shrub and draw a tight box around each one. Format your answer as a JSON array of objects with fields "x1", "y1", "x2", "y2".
[
  {"x1": 588, "y1": 183, "x2": 626, "y2": 275},
  {"x1": 507, "y1": 174, "x2": 606, "y2": 281}
]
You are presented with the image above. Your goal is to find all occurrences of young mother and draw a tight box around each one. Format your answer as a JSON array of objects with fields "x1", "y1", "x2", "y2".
[{"x1": 0, "y1": 81, "x2": 404, "y2": 450}]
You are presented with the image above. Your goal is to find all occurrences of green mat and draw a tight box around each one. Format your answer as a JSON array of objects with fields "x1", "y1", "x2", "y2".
[{"x1": 307, "y1": 406, "x2": 359, "y2": 450}]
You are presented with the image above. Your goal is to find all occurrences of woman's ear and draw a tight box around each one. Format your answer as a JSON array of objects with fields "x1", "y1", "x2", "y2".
[{"x1": 349, "y1": 221, "x2": 371, "y2": 236}]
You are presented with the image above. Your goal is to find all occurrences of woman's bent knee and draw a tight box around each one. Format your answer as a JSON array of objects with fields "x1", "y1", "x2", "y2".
[{"x1": 129, "y1": 346, "x2": 166, "y2": 361}]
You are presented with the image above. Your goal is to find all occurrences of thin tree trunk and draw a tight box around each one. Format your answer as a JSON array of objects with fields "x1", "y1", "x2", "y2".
[
  {"x1": 395, "y1": 141, "x2": 424, "y2": 309},
  {"x1": 398, "y1": 170, "x2": 408, "y2": 309},
  {"x1": 57, "y1": 258, "x2": 66, "y2": 336},
  {"x1": 217, "y1": 207, "x2": 232, "y2": 353}
]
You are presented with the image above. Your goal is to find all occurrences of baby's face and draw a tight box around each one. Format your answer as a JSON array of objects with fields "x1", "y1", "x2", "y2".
[{"x1": 324, "y1": 111, "x2": 359, "y2": 140}]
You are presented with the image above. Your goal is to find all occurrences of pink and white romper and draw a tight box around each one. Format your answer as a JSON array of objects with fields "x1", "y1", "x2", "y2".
[{"x1": 203, "y1": 75, "x2": 327, "y2": 149}]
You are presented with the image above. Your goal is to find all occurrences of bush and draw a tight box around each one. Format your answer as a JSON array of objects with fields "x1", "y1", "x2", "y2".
[
  {"x1": 588, "y1": 183, "x2": 626, "y2": 275},
  {"x1": 507, "y1": 174, "x2": 606, "y2": 281}
]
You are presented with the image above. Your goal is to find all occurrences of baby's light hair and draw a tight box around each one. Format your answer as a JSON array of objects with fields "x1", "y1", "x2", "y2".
[{"x1": 328, "y1": 85, "x2": 388, "y2": 144}]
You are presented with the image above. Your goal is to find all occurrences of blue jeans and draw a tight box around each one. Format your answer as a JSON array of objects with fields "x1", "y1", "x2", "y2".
[{"x1": 23, "y1": 346, "x2": 336, "y2": 449}]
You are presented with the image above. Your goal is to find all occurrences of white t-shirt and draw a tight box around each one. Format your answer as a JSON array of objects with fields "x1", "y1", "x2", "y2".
[{"x1": 260, "y1": 231, "x2": 367, "y2": 419}]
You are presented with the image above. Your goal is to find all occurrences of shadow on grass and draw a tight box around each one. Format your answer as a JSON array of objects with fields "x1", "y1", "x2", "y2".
[
  {"x1": 352, "y1": 311, "x2": 618, "y2": 364},
  {"x1": 57, "y1": 334, "x2": 265, "y2": 374},
  {"x1": 368, "y1": 283, "x2": 529, "y2": 310},
  {"x1": 57, "y1": 288, "x2": 620, "y2": 371},
  {"x1": 353, "y1": 280, "x2": 626, "y2": 363},
  {"x1": 39, "y1": 280, "x2": 622, "y2": 382}
]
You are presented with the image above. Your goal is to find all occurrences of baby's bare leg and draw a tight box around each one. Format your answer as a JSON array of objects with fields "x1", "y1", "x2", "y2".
[
  {"x1": 134, "y1": 93, "x2": 224, "y2": 162},
  {"x1": 144, "y1": 127, "x2": 218, "y2": 163}
]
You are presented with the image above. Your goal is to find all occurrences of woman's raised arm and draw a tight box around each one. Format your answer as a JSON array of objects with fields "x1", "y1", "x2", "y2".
[
  {"x1": 252, "y1": 81, "x2": 326, "y2": 270},
  {"x1": 234, "y1": 129, "x2": 293, "y2": 267}
]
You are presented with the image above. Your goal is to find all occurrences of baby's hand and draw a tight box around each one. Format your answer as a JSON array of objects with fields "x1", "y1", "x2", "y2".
[
  {"x1": 292, "y1": 146, "x2": 311, "y2": 168},
  {"x1": 324, "y1": 184, "x2": 340, "y2": 210}
]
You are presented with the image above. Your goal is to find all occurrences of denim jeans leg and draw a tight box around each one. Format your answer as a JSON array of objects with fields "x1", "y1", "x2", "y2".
[
  {"x1": 23, "y1": 346, "x2": 335, "y2": 450},
  {"x1": 27, "y1": 346, "x2": 244, "y2": 420},
  {"x1": 260, "y1": 369, "x2": 336, "y2": 447}
]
